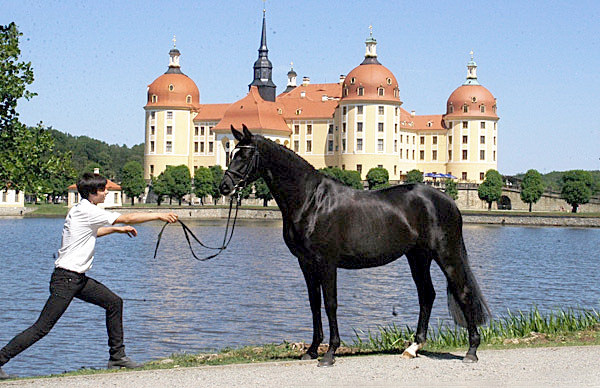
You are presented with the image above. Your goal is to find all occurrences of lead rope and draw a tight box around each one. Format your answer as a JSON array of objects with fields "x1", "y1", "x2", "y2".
[{"x1": 153, "y1": 192, "x2": 242, "y2": 261}]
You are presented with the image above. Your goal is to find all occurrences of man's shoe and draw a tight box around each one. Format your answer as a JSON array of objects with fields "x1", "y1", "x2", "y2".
[
  {"x1": 107, "y1": 356, "x2": 142, "y2": 369},
  {"x1": 0, "y1": 366, "x2": 16, "y2": 379}
]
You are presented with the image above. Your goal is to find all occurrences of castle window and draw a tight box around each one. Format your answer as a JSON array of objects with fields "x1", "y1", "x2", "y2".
[
  {"x1": 462, "y1": 135, "x2": 468, "y2": 144},
  {"x1": 448, "y1": 150, "x2": 452, "y2": 160},
  {"x1": 350, "y1": 77, "x2": 356, "y2": 84},
  {"x1": 294, "y1": 124, "x2": 300, "y2": 134},
  {"x1": 208, "y1": 142, "x2": 214, "y2": 153},
  {"x1": 296, "y1": 109, "x2": 302, "y2": 115},
  {"x1": 357, "y1": 105, "x2": 363, "y2": 114},
  {"x1": 306, "y1": 140, "x2": 312, "y2": 153},
  {"x1": 151, "y1": 95, "x2": 157, "y2": 103},
  {"x1": 463, "y1": 104, "x2": 468, "y2": 113},
  {"x1": 471, "y1": 96, "x2": 477, "y2": 103},
  {"x1": 357, "y1": 87, "x2": 364, "y2": 96},
  {"x1": 427, "y1": 121, "x2": 433, "y2": 127},
  {"x1": 449, "y1": 105, "x2": 454, "y2": 113},
  {"x1": 150, "y1": 165, "x2": 154, "y2": 175},
  {"x1": 151, "y1": 111, "x2": 156, "y2": 119},
  {"x1": 328, "y1": 140, "x2": 333, "y2": 152},
  {"x1": 420, "y1": 150, "x2": 425, "y2": 160},
  {"x1": 493, "y1": 150, "x2": 496, "y2": 161},
  {"x1": 200, "y1": 142, "x2": 205, "y2": 153},
  {"x1": 480, "y1": 121, "x2": 486, "y2": 129},
  {"x1": 194, "y1": 126, "x2": 198, "y2": 136},
  {"x1": 480, "y1": 105, "x2": 485, "y2": 113},
  {"x1": 378, "y1": 106, "x2": 384, "y2": 115},
  {"x1": 462, "y1": 150, "x2": 468, "y2": 160},
  {"x1": 356, "y1": 164, "x2": 362, "y2": 174},
  {"x1": 357, "y1": 122, "x2": 363, "y2": 132},
  {"x1": 493, "y1": 105, "x2": 497, "y2": 113},
  {"x1": 386, "y1": 77, "x2": 392, "y2": 85},
  {"x1": 307, "y1": 124, "x2": 312, "y2": 135},
  {"x1": 328, "y1": 124, "x2": 334, "y2": 134},
  {"x1": 277, "y1": 108, "x2": 282, "y2": 114},
  {"x1": 378, "y1": 87, "x2": 385, "y2": 96},
  {"x1": 343, "y1": 106, "x2": 347, "y2": 115},
  {"x1": 150, "y1": 126, "x2": 155, "y2": 136},
  {"x1": 169, "y1": 84, "x2": 174, "y2": 91},
  {"x1": 480, "y1": 135, "x2": 485, "y2": 144},
  {"x1": 462, "y1": 121, "x2": 468, "y2": 129},
  {"x1": 166, "y1": 141, "x2": 172, "y2": 153},
  {"x1": 166, "y1": 126, "x2": 172, "y2": 135},
  {"x1": 480, "y1": 150, "x2": 485, "y2": 160},
  {"x1": 150, "y1": 141, "x2": 155, "y2": 152},
  {"x1": 432, "y1": 136, "x2": 437, "y2": 145},
  {"x1": 432, "y1": 150, "x2": 437, "y2": 160},
  {"x1": 420, "y1": 136, "x2": 425, "y2": 145},
  {"x1": 480, "y1": 172, "x2": 485, "y2": 180},
  {"x1": 194, "y1": 142, "x2": 199, "y2": 153},
  {"x1": 378, "y1": 122, "x2": 384, "y2": 132},
  {"x1": 294, "y1": 140, "x2": 299, "y2": 152},
  {"x1": 186, "y1": 95, "x2": 192, "y2": 103},
  {"x1": 344, "y1": 88, "x2": 348, "y2": 96},
  {"x1": 378, "y1": 139, "x2": 384, "y2": 152},
  {"x1": 448, "y1": 135, "x2": 452, "y2": 144},
  {"x1": 462, "y1": 172, "x2": 468, "y2": 180},
  {"x1": 167, "y1": 111, "x2": 173, "y2": 119},
  {"x1": 356, "y1": 139, "x2": 363, "y2": 151}
]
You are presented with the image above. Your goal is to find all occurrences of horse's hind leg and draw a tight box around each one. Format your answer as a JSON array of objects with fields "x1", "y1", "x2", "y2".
[
  {"x1": 319, "y1": 263, "x2": 340, "y2": 367},
  {"x1": 402, "y1": 249, "x2": 435, "y2": 359},
  {"x1": 299, "y1": 264, "x2": 323, "y2": 360}
]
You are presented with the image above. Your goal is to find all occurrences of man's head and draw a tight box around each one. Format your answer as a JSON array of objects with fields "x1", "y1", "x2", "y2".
[{"x1": 77, "y1": 172, "x2": 108, "y2": 201}]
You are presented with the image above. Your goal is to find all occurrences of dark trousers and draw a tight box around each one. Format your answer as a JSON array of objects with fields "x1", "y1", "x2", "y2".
[{"x1": 0, "y1": 268, "x2": 125, "y2": 366}]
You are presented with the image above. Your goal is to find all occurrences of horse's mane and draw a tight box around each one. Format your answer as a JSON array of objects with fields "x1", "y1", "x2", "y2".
[{"x1": 255, "y1": 135, "x2": 318, "y2": 175}]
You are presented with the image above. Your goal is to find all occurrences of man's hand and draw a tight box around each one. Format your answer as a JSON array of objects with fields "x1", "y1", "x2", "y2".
[
  {"x1": 120, "y1": 226, "x2": 138, "y2": 237},
  {"x1": 159, "y1": 213, "x2": 178, "y2": 223}
]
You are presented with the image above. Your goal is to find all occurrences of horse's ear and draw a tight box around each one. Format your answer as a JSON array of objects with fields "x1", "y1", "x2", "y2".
[
  {"x1": 242, "y1": 124, "x2": 253, "y2": 140},
  {"x1": 231, "y1": 125, "x2": 244, "y2": 142}
]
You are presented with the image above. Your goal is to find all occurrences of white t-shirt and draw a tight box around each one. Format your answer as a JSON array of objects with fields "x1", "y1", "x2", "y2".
[{"x1": 55, "y1": 199, "x2": 121, "y2": 273}]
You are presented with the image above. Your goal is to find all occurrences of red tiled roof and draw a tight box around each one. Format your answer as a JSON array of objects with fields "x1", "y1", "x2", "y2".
[
  {"x1": 277, "y1": 83, "x2": 340, "y2": 119},
  {"x1": 193, "y1": 104, "x2": 230, "y2": 121},
  {"x1": 68, "y1": 179, "x2": 121, "y2": 191}
]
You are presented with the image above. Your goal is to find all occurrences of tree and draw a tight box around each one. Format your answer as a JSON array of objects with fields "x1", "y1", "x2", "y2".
[
  {"x1": 152, "y1": 173, "x2": 171, "y2": 206},
  {"x1": 444, "y1": 178, "x2": 458, "y2": 200},
  {"x1": 561, "y1": 170, "x2": 594, "y2": 213},
  {"x1": 0, "y1": 23, "x2": 64, "y2": 193},
  {"x1": 120, "y1": 161, "x2": 146, "y2": 206},
  {"x1": 405, "y1": 169, "x2": 423, "y2": 184},
  {"x1": 193, "y1": 166, "x2": 213, "y2": 205},
  {"x1": 520, "y1": 169, "x2": 545, "y2": 212},
  {"x1": 167, "y1": 165, "x2": 192, "y2": 205},
  {"x1": 319, "y1": 167, "x2": 363, "y2": 190},
  {"x1": 366, "y1": 167, "x2": 389, "y2": 190},
  {"x1": 478, "y1": 169, "x2": 503, "y2": 210},
  {"x1": 254, "y1": 178, "x2": 272, "y2": 207},
  {"x1": 209, "y1": 165, "x2": 224, "y2": 205}
]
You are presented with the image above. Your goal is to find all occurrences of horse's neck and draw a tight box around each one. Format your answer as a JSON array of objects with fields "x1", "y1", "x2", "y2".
[{"x1": 258, "y1": 140, "x2": 319, "y2": 216}]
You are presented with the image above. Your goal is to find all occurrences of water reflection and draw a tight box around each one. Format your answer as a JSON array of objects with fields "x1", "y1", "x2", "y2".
[{"x1": 0, "y1": 218, "x2": 599, "y2": 377}]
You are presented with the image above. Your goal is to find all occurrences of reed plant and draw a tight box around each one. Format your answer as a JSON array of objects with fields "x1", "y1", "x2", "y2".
[{"x1": 351, "y1": 306, "x2": 600, "y2": 351}]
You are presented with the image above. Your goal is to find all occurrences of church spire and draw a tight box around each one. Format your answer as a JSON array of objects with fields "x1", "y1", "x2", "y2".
[
  {"x1": 166, "y1": 35, "x2": 183, "y2": 74},
  {"x1": 249, "y1": 8, "x2": 276, "y2": 101},
  {"x1": 361, "y1": 26, "x2": 381, "y2": 65}
]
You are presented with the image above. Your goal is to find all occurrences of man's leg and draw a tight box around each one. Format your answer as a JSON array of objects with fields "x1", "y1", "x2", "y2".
[
  {"x1": 0, "y1": 269, "x2": 80, "y2": 368},
  {"x1": 75, "y1": 277, "x2": 140, "y2": 368}
]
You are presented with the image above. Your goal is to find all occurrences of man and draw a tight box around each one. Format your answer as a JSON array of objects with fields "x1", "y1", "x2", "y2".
[{"x1": 0, "y1": 172, "x2": 178, "y2": 379}]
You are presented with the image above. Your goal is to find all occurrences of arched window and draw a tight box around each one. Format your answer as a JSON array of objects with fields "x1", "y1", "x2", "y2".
[
  {"x1": 463, "y1": 104, "x2": 468, "y2": 113},
  {"x1": 186, "y1": 95, "x2": 192, "y2": 104},
  {"x1": 378, "y1": 88, "x2": 385, "y2": 96},
  {"x1": 449, "y1": 105, "x2": 454, "y2": 113},
  {"x1": 151, "y1": 95, "x2": 157, "y2": 103},
  {"x1": 480, "y1": 105, "x2": 485, "y2": 113},
  {"x1": 357, "y1": 87, "x2": 364, "y2": 96}
]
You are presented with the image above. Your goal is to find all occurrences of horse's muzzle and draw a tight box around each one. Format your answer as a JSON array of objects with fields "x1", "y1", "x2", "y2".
[{"x1": 219, "y1": 175, "x2": 234, "y2": 196}]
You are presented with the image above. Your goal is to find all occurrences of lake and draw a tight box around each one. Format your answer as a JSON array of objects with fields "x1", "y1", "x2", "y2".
[{"x1": 0, "y1": 217, "x2": 599, "y2": 377}]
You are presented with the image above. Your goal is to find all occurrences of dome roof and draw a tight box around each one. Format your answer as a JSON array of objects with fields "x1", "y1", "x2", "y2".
[
  {"x1": 445, "y1": 53, "x2": 497, "y2": 119},
  {"x1": 445, "y1": 84, "x2": 497, "y2": 118},
  {"x1": 145, "y1": 47, "x2": 200, "y2": 109},
  {"x1": 340, "y1": 32, "x2": 400, "y2": 103},
  {"x1": 341, "y1": 63, "x2": 400, "y2": 103}
]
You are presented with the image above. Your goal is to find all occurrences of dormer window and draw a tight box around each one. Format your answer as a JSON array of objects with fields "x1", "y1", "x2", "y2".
[
  {"x1": 169, "y1": 84, "x2": 174, "y2": 92},
  {"x1": 480, "y1": 105, "x2": 485, "y2": 113},
  {"x1": 186, "y1": 95, "x2": 192, "y2": 104},
  {"x1": 471, "y1": 96, "x2": 477, "y2": 103},
  {"x1": 463, "y1": 104, "x2": 469, "y2": 113},
  {"x1": 493, "y1": 105, "x2": 497, "y2": 113},
  {"x1": 350, "y1": 77, "x2": 356, "y2": 85},
  {"x1": 277, "y1": 108, "x2": 282, "y2": 114},
  {"x1": 296, "y1": 109, "x2": 302, "y2": 115},
  {"x1": 151, "y1": 95, "x2": 157, "y2": 103},
  {"x1": 344, "y1": 87, "x2": 348, "y2": 96},
  {"x1": 378, "y1": 87, "x2": 385, "y2": 96},
  {"x1": 386, "y1": 78, "x2": 392, "y2": 85},
  {"x1": 427, "y1": 121, "x2": 433, "y2": 127},
  {"x1": 449, "y1": 105, "x2": 454, "y2": 113},
  {"x1": 357, "y1": 87, "x2": 364, "y2": 96}
]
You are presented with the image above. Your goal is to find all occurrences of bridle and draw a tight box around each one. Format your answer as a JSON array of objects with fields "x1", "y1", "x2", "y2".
[{"x1": 153, "y1": 143, "x2": 260, "y2": 261}]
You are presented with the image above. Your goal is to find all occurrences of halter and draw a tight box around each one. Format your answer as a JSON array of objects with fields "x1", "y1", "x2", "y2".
[{"x1": 153, "y1": 144, "x2": 260, "y2": 261}]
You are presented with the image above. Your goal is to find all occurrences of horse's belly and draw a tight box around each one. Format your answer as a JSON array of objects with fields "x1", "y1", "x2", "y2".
[{"x1": 338, "y1": 252, "x2": 403, "y2": 269}]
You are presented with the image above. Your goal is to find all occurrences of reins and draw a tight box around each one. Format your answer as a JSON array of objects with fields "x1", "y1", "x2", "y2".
[{"x1": 153, "y1": 143, "x2": 258, "y2": 261}]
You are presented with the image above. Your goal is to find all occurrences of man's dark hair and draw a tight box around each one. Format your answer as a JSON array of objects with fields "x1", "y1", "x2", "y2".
[{"x1": 77, "y1": 172, "x2": 107, "y2": 200}]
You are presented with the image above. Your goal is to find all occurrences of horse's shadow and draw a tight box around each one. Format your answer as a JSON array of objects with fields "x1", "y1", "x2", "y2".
[{"x1": 418, "y1": 350, "x2": 463, "y2": 361}]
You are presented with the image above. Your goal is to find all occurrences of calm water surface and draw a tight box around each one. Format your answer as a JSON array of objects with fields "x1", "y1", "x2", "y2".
[{"x1": 0, "y1": 217, "x2": 599, "y2": 377}]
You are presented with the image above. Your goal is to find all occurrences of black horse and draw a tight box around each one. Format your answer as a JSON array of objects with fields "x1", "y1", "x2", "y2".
[{"x1": 220, "y1": 125, "x2": 491, "y2": 366}]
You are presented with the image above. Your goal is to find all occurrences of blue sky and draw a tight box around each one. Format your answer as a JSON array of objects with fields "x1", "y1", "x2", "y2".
[{"x1": 3, "y1": 0, "x2": 599, "y2": 175}]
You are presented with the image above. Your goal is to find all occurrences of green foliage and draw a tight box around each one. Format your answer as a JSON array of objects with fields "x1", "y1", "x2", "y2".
[
  {"x1": 405, "y1": 169, "x2": 423, "y2": 184},
  {"x1": 209, "y1": 165, "x2": 224, "y2": 204},
  {"x1": 366, "y1": 167, "x2": 390, "y2": 190},
  {"x1": 478, "y1": 169, "x2": 503, "y2": 210},
  {"x1": 444, "y1": 178, "x2": 458, "y2": 200},
  {"x1": 167, "y1": 165, "x2": 192, "y2": 205},
  {"x1": 319, "y1": 167, "x2": 363, "y2": 190},
  {"x1": 520, "y1": 169, "x2": 545, "y2": 212},
  {"x1": 48, "y1": 129, "x2": 143, "y2": 181},
  {"x1": 193, "y1": 166, "x2": 214, "y2": 205},
  {"x1": 561, "y1": 170, "x2": 594, "y2": 213},
  {"x1": 120, "y1": 161, "x2": 146, "y2": 206},
  {"x1": 152, "y1": 173, "x2": 171, "y2": 206},
  {"x1": 254, "y1": 178, "x2": 272, "y2": 206}
]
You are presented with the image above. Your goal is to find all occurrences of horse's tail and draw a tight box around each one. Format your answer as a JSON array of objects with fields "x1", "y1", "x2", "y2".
[{"x1": 446, "y1": 239, "x2": 491, "y2": 328}]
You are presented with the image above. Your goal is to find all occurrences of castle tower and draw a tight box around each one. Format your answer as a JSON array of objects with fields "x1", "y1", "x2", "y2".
[{"x1": 248, "y1": 9, "x2": 276, "y2": 102}]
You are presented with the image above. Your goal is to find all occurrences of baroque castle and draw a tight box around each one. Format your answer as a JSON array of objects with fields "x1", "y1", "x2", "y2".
[{"x1": 143, "y1": 12, "x2": 498, "y2": 184}]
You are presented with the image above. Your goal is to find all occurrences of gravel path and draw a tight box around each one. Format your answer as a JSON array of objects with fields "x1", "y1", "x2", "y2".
[{"x1": 2, "y1": 346, "x2": 599, "y2": 387}]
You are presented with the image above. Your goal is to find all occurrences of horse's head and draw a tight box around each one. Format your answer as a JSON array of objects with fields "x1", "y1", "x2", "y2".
[{"x1": 219, "y1": 124, "x2": 260, "y2": 196}]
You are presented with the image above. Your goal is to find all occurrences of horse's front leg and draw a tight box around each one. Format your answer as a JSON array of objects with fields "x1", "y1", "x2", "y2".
[
  {"x1": 300, "y1": 264, "x2": 323, "y2": 360},
  {"x1": 319, "y1": 265, "x2": 339, "y2": 367}
]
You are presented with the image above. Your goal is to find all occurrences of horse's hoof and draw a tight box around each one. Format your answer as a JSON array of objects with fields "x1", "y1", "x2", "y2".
[
  {"x1": 317, "y1": 357, "x2": 335, "y2": 367},
  {"x1": 401, "y1": 350, "x2": 416, "y2": 359},
  {"x1": 462, "y1": 354, "x2": 478, "y2": 363},
  {"x1": 301, "y1": 352, "x2": 318, "y2": 360}
]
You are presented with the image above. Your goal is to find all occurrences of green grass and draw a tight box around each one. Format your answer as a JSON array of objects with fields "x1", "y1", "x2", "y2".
[
  {"x1": 24, "y1": 203, "x2": 68, "y2": 216},
  {"x1": 351, "y1": 306, "x2": 600, "y2": 351}
]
